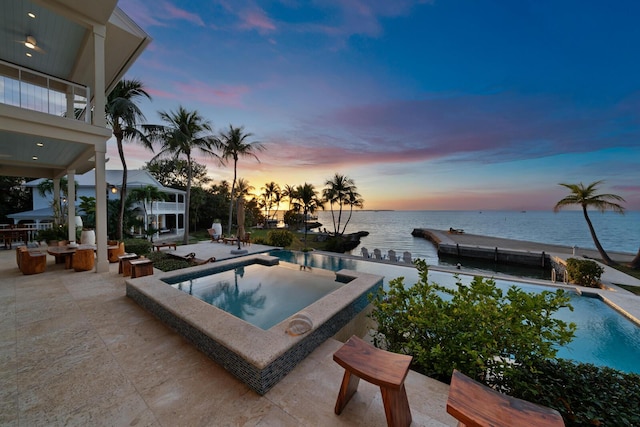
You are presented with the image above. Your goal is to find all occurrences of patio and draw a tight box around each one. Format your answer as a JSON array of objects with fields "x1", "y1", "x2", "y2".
[{"x1": 0, "y1": 245, "x2": 456, "y2": 426}]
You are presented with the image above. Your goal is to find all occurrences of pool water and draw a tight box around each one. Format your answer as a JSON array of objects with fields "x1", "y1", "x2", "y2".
[
  {"x1": 169, "y1": 262, "x2": 344, "y2": 330},
  {"x1": 270, "y1": 250, "x2": 640, "y2": 374}
]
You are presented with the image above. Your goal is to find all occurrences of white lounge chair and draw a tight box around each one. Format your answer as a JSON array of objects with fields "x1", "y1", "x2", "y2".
[
  {"x1": 388, "y1": 250, "x2": 398, "y2": 262},
  {"x1": 373, "y1": 249, "x2": 382, "y2": 260},
  {"x1": 402, "y1": 251, "x2": 412, "y2": 264},
  {"x1": 361, "y1": 247, "x2": 370, "y2": 258}
]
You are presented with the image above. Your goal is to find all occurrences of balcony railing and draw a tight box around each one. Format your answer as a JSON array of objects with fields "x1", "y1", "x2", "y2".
[{"x1": 0, "y1": 59, "x2": 90, "y2": 122}]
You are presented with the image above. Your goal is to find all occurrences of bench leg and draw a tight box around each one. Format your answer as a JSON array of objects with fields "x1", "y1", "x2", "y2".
[
  {"x1": 334, "y1": 370, "x2": 360, "y2": 415},
  {"x1": 381, "y1": 383, "x2": 412, "y2": 427}
]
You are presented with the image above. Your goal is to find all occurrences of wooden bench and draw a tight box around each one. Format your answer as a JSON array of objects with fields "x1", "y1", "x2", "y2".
[
  {"x1": 446, "y1": 370, "x2": 565, "y2": 427},
  {"x1": 130, "y1": 259, "x2": 154, "y2": 278},
  {"x1": 333, "y1": 335, "x2": 413, "y2": 427},
  {"x1": 153, "y1": 242, "x2": 177, "y2": 252},
  {"x1": 118, "y1": 253, "x2": 139, "y2": 276}
]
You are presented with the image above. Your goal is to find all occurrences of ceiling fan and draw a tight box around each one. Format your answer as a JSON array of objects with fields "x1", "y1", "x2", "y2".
[{"x1": 17, "y1": 35, "x2": 46, "y2": 54}]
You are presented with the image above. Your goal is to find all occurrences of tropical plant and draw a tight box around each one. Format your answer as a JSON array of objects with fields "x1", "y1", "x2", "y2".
[
  {"x1": 128, "y1": 185, "x2": 167, "y2": 242},
  {"x1": 144, "y1": 106, "x2": 218, "y2": 244},
  {"x1": 78, "y1": 196, "x2": 96, "y2": 229},
  {"x1": 370, "y1": 260, "x2": 576, "y2": 387},
  {"x1": 217, "y1": 125, "x2": 264, "y2": 237},
  {"x1": 36, "y1": 177, "x2": 78, "y2": 226},
  {"x1": 554, "y1": 181, "x2": 625, "y2": 266},
  {"x1": 322, "y1": 174, "x2": 361, "y2": 235},
  {"x1": 105, "y1": 79, "x2": 153, "y2": 240},
  {"x1": 292, "y1": 183, "x2": 325, "y2": 246}
]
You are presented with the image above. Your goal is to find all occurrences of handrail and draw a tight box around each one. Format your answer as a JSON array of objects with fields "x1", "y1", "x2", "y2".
[{"x1": 0, "y1": 59, "x2": 90, "y2": 123}]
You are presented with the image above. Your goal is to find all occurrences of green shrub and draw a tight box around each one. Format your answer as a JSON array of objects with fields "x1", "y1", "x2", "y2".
[
  {"x1": 508, "y1": 358, "x2": 640, "y2": 426},
  {"x1": 369, "y1": 259, "x2": 576, "y2": 387},
  {"x1": 123, "y1": 238, "x2": 152, "y2": 256},
  {"x1": 36, "y1": 226, "x2": 68, "y2": 243},
  {"x1": 267, "y1": 229, "x2": 294, "y2": 247},
  {"x1": 566, "y1": 258, "x2": 604, "y2": 287},
  {"x1": 252, "y1": 236, "x2": 267, "y2": 245}
]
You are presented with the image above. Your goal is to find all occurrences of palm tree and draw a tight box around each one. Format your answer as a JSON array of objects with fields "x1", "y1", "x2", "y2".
[
  {"x1": 554, "y1": 181, "x2": 625, "y2": 266},
  {"x1": 144, "y1": 106, "x2": 218, "y2": 244},
  {"x1": 217, "y1": 125, "x2": 265, "y2": 237},
  {"x1": 106, "y1": 79, "x2": 152, "y2": 240},
  {"x1": 341, "y1": 188, "x2": 364, "y2": 234},
  {"x1": 282, "y1": 184, "x2": 297, "y2": 212},
  {"x1": 322, "y1": 173, "x2": 357, "y2": 235},
  {"x1": 293, "y1": 183, "x2": 324, "y2": 247},
  {"x1": 128, "y1": 185, "x2": 167, "y2": 242},
  {"x1": 260, "y1": 181, "x2": 281, "y2": 227}
]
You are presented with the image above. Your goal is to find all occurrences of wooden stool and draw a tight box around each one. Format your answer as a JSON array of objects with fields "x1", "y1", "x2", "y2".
[
  {"x1": 130, "y1": 259, "x2": 154, "y2": 278},
  {"x1": 118, "y1": 253, "x2": 139, "y2": 276},
  {"x1": 446, "y1": 370, "x2": 565, "y2": 427},
  {"x1": 333, "y1": 335, "x2": 412, "y2": 427}
]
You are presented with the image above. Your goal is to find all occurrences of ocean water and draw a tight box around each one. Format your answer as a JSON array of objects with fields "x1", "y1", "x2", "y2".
[{"x1": 314, "y1": 210, "x2": 639, "y2": 265}]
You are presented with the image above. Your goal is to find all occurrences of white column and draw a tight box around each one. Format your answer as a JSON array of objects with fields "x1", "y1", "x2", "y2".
[
  {"x1": 94, "y1": 145, "x2": 108, "y2": 273},
  {"x1": 67, "y1": 169, "x2": 76, "y2": 242},
  {"x1": 93, "y1": 24, "x2": 108, "y2": 273}
]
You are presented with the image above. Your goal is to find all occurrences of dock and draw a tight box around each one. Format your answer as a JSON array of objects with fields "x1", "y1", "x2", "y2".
[{"x1": 412, "y1": 228, "x2": 635, "y2": 268}]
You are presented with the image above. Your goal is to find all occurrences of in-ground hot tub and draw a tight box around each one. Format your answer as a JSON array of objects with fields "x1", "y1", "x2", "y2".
[{"x1": 126, "y1": 254, "x2": 383, "y2": 394}]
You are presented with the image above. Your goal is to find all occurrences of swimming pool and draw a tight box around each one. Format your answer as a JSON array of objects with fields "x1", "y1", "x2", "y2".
[
  {"x1": 270, "y1": 250, "x2": 640, "y2": 374},
  {"x1": 165, "y1": 262, "x2": 347, "y2": 330}
]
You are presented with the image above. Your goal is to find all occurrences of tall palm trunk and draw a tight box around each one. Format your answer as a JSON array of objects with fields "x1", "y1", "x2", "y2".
[
  {"x1": 227, "y1": 161, "x2": 237, "y2": 237},
  {"x1": 116, "y1": 133, "x2": 127, "y2": 241},
  {"x1": 582, "y1": 206, "x2": 615, "y2": 266},
  {"x1": 183, "y1": 155, "x2": 193, "y2": 245}
]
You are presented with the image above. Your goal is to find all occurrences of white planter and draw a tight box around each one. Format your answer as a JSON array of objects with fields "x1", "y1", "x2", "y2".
[
  {"x1": 212, "y1": 222, "x2": 223, "y2": 237},
  {"x1": 80, "y1": 229, "x2": 96, "y2": 245}
]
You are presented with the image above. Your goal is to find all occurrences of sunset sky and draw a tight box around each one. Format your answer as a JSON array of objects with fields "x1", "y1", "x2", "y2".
[{"x1": 113, "y1": 0, "x2": 640, "y2": 210}]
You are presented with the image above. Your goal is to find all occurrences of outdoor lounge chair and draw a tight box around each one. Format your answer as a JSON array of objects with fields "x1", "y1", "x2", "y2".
[
  {"x1": 388, "y1": 249, "x2": 398, "y2": 262},
  {"x1": 240, "y1": 232, "x2": 251, "y2": 246},
  {"x1": 18, "y1": 247, "x2": 47, "y2": 275},
  {"x1": 373, "y1": 249, "x2": 383, "y2": 260},
  {"x1": 402, "y1": 251, "x2": 412, "y2": 264},
  {"x1": 361, "y1": 247, "x2": 370, "y2": 258}
]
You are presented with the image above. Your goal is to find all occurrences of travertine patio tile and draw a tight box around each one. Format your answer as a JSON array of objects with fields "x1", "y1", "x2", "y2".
[{"x1": 0, "y1": 247, "x2": 461, "y2": 426}]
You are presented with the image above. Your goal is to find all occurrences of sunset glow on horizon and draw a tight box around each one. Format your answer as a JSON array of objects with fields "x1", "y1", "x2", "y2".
[{"x1": 111, "y1": 0, "x2": 640, "y2": 211}]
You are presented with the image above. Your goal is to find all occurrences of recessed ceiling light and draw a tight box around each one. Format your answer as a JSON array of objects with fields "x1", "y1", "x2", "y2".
[
  {"x1": 26, "y1": 52, "x2": 32, "y2": 57},
  {"x1": 28, "y1": 12, "x2": 36, "y2": 18},
  {"x1": 36, "y1": 142, "x2": 44, "y2": 147},
  {"x1": 32, "y1": 156, "x2": 38, "y2": 160}
]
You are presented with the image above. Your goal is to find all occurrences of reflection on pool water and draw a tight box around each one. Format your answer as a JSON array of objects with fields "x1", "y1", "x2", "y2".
[
  {"x1": 168, "y1": 262, "x2": 345, "y2": 330},
  {"x1": 270, "y1": 250, "x2": 640, "y2": 374}
]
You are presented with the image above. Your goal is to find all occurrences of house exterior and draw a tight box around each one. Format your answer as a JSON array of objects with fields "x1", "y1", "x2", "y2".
[
  {"x1": 9, "y1": 170, "x2": 186, "y2": 238},
  {"x1": 0, "y1": 1, "x2": 150, "y2": 272}
]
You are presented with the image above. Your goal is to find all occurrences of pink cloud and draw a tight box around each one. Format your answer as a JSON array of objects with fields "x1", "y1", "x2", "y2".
[
  {"x1": 119, "y1": 0, "x2": 204, "y2": 28},
  {"x1": 238, "y1": 8, "x2": 277, "y2": 33},
  {"x1": 162, "y1": 1, "x2": 205, "y2": 26},
  {"x1": 174, "y1": 81, "x2": 250, "y2": 107}
]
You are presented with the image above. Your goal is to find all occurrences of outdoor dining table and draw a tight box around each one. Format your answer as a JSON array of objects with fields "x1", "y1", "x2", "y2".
[{"x1": 46, "y1": 244, "x2": 96, "y2": 269}]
